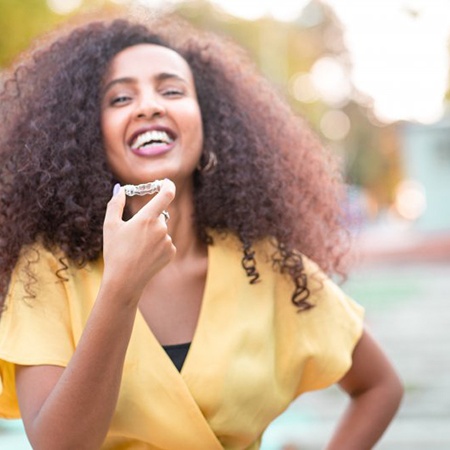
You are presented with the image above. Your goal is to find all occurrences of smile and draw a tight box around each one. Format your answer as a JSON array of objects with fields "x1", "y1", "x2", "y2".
[{"x1": 130, "y1": 130, "x2": 174, "y2": 150}]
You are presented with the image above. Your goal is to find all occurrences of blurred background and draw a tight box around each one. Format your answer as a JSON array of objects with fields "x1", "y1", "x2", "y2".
[{"x1": 0, "y1": 0, "x2": 449, "y2": 448}]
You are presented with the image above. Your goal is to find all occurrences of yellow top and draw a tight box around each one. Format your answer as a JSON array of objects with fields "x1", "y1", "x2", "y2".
[{"x1": 0, "y1": 232, "x2": 364, "y2": 450}]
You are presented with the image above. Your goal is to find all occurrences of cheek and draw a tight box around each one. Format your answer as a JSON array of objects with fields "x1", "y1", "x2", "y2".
[
  {"x1": 101, "y1": 106, "x2": 126, "y2": 136},
  {"x1": 194, "y1": 121, "x2": 204, "y2": 149},
  {"x1": 101, "y1": 112, "x2": 123, "y2": 155},
  {"x1": 104, "y1": 150, "x2": 129, "y2": 183},
  {"x1": 101, "y1": 111, "x2": 113, "y2": 130}
]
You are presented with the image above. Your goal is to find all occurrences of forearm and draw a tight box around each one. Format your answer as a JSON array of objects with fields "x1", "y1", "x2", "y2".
[
  {"x1": 22, "y1": 285, "x2": 138, "y2": 450},
  {"x1": 326, "y1": 376, "x2": 403, "y2": 449},
  {"x1": 18, "y1": 182, "x2": 176, "y2": 449},
  {"x1": 326, "y1": 327, "x2": 404, "y2": 450}
]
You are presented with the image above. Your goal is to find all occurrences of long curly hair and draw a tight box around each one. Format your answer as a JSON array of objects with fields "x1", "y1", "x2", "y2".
[{"x1": 0, "y1": 12, "x2": 350, "y2": 315}]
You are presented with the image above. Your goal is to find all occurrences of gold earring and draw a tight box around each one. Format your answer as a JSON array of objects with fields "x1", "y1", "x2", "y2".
[{"x1": 197, "y1": 151, "x2": 217, "y2": 174}]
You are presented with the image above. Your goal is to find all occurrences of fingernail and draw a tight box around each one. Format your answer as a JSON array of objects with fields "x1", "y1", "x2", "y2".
[{"x1": 113, "y1": 183, "x2": 121, "y2": 196}]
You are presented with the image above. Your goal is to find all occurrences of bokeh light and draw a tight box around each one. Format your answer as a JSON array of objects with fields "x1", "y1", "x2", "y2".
[
  {"x1": 310, "y1": 57, "x2": 352, "y2": 107},
  {"x1": 289, "y1": 73, "x2": 320, "y2": 104},
  {"x1": 203, "y1": 0, "x2": 450, "y2": 124},
  {"x1": 394, "y1": 179, "x2": 427, "y2": 220},
  {"x1": 46, "y1": 0, "x2": 82, "y2": 15},
  {"x1": 320, "y1": 110, "x2": 351, "y2": 141},
  {"x1": 210, "y1": 0, "x2": 310, "y2": 22}
]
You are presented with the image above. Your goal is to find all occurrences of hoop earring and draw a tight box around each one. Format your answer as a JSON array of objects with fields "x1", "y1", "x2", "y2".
[{"x1": 197, "y1": 151, "x2": 217, "y2": 174}]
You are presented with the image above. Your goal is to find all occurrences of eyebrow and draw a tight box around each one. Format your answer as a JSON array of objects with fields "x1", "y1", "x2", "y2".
[{"x1": 102, "y1": 72, "x2": 188, "y2": 95}]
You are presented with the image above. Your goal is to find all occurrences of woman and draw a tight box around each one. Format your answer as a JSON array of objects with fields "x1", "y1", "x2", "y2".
[{"x1": 0, "y1": 12, "x2": 403, "y2": 450}]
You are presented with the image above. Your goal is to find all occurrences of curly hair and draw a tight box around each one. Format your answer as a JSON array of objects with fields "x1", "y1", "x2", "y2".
[{"x1": 0, "y1": 12, "x2": 350, "y2": 316}]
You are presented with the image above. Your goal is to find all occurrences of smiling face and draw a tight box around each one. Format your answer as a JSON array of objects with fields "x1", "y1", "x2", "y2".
[{"x1": 101, "y1": 44, "x2": 203, "y2": 187}]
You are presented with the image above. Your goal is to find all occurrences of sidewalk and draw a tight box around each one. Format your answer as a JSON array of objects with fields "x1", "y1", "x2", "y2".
[{"x1": 0, "y1": 420, "x2": 30, "y2": 449}]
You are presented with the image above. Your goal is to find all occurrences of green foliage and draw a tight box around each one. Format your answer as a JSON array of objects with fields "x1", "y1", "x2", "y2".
[{"x1": 0, "y1": 0, "x2": 63, "y2": 67}]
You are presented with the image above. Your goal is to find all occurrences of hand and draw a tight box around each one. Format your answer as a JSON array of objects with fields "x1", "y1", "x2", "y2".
[{"x1": 102, "y1": 179, "x2": 176, "y2": 302}]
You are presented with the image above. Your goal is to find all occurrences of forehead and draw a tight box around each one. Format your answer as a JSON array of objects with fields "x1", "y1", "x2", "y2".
[{"x1": 105, "y1": 43, "x2": 193, "y2": 82}]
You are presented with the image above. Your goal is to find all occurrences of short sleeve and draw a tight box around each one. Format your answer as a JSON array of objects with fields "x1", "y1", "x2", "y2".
[
  {"x1": 0, "y1": 360, "x2": 20, "y2": 418},
  {"x1": 0, "y1": 246, "x2": 75, "y2": 418},
  {"x1": 288, "y1": 258, "x2": 365, "y2": 396}
]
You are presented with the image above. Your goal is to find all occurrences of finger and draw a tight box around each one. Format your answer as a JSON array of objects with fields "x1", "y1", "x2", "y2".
[
  {"x1": 104, "y1": 184, "x2": 126, "y2": 225},
  {"x1": 135, "y1": 179, "x2": 176, "y2": 220},
  {"x1": 158, "y1": 210, "x2": 170, "y2": 226}
]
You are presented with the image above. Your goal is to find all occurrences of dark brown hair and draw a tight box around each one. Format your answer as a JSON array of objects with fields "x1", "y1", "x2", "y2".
[{"x1": 0, "y1": 13, "x2": 350, "y2": 315}]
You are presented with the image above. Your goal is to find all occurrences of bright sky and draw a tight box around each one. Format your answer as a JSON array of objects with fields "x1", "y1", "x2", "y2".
[
  {"x1": 326, "y1": 0, "x2": 450, "y2": 124},
  {"x1": 209, "y1": 0, "x2": 450, "y2": 124},
  {"x1": 47, "y1": 0, "x2": 450, "y2": 124}
]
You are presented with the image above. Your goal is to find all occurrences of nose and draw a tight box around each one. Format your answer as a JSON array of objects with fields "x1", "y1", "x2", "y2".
[{"x1": 135, "y1": 94, "x2": 165, "y2": 119}]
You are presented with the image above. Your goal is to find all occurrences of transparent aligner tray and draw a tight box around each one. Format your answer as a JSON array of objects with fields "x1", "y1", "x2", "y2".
[{"x1": 123, "y1": 180, "x2": 163, "y2": 196}]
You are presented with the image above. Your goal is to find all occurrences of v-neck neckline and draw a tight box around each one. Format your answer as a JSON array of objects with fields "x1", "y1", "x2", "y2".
[
  {"x1": 129, "y1": 239, "x2": 225, "y2": 449},
  {"x1": 134, "y1": 235, "x2": 214, "y2": 379}
]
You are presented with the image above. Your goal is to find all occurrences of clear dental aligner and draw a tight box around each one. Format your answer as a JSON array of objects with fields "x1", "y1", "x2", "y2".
[{"x1": 123, "y1": 180, "x2": 163, "y2": 197}]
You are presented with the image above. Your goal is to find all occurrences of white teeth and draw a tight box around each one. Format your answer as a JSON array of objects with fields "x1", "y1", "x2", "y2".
[{"x1": 131, "y1": 130, "x2": 173, "y2": 149}]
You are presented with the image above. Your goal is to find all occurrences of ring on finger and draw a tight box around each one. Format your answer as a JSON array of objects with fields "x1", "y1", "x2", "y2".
[{"x1": 161, "y1": 210, "x2": 170, "y2": 222}]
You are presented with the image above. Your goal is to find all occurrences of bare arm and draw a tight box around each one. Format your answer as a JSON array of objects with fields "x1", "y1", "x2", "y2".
[
  {"x1": 326, "y1": 328, "x2": 404, "y2": 450},
  {"x1": 15, "y1": 181, "x2": 176, "y2": 450}
]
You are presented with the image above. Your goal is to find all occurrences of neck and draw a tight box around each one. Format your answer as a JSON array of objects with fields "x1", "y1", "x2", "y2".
[
  {"x1": 167, "y1": 195, "x2": 204, "y2": 260},
  {"x1": 128, "y1": 180, "x2": 205, "y2": 261}
]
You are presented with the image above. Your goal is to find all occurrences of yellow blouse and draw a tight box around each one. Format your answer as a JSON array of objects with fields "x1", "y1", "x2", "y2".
[{"x1": 0, "y1": 232, "x2": 364, "y2": 449}]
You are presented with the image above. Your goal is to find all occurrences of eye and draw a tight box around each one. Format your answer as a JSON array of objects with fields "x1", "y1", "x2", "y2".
[
  {"x1": 110, "y1": 95, "x2": 132, "y2": 106},
  {"x1": 161, "y1": 87, "x2": 185, "y2": 97}
]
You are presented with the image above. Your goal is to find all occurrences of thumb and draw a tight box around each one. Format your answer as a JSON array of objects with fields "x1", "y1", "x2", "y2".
[{"x1": 104, "y1": 183, "x2": 126, "y2": 225}]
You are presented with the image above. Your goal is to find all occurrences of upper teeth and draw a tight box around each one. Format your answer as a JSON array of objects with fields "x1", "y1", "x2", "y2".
[{"x1": 131, "y1": 130, "x2": 173, "y2": 149}]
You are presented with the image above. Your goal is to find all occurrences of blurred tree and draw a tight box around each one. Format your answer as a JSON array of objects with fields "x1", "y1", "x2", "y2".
[
  {"x1": 0, "y1": 0, "x2": 61, "y2": 67},
  {"x1": 0, "y1": 0, "x2": 406, "y2": 213},
  {"x1": 344, "y1": 102, "x2": 404, "y2": 211},
  {"x1": 0, "y1": 0, "x2": 124, "y2": 67}
]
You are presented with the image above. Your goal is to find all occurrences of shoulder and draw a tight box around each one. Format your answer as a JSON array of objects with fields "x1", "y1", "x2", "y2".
[
  {"x1": 12, "y1": 242, "x2": 101, "y2": 281},
  {"x1": 208, "y1": 230, "x2": 363, "y2": 313},
  {"x1": 7, "y1": 244, "x2": 64, "y2": 297},
  {"x1": 6, "y1": 243, "x2": 102, "y2": 312}
]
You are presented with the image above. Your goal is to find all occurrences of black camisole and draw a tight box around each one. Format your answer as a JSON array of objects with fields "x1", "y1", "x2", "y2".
[{"x1": 162, "y1": 342, "x2": 191, "y2": 372}]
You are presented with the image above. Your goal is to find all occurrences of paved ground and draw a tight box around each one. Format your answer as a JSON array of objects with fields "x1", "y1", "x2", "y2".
[
  {"x1": 0, "y1": 420, "x2": 30, "y2": 450},
  {"x1": 1, "y1": 229, "x2": 449, "y2": 449}
]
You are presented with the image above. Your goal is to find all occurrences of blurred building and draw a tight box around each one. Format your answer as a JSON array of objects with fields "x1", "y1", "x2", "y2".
[{"x1": 399, "y1": 109, "x2": 450, "y2": 232}]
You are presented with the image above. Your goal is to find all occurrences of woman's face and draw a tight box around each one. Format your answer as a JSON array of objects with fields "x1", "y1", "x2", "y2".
[{"x1": 101, "y1": 44, "x2": 203, "y2": 186}]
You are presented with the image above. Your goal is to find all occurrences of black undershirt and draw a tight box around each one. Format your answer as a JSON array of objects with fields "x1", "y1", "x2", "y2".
[{"x1": 162, "y1": 342, "x2": 191, "y2": 372}]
